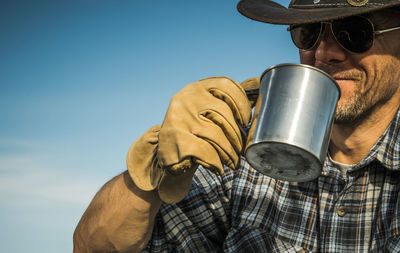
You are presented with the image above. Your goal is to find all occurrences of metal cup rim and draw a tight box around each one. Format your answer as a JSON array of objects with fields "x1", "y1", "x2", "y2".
[{"x1": 260, "y1": 63, "x2": 341, "y2": 99}]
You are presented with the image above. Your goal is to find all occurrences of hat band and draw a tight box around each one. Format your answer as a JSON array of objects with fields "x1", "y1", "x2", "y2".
[{"x1": 291, "y1": 0, "x2": 394, "y2": 8}]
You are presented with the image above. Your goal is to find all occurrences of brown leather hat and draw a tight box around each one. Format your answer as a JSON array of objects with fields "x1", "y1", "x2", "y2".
[{"x1": 237, "y1": 0, "x2": 400, "y2": 25}]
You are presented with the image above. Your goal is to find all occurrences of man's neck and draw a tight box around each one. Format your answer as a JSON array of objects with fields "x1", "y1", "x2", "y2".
[{"x1": 329, "y1": 98, "x2": 400, "y2": 165}]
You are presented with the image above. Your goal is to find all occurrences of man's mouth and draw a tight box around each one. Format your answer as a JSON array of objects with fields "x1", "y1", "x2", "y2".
[
  {"x1": 334, "y1": 78, "x2": 356, "y2": 84},
  {"x1": 331, "y1": 75, "x2": 361, "y2": 89},
  {"x1": 331, "y1": 74, "x2": 360, "y2": 81},
  {"x1": 333, "y1": 78, "x2": 357, "y2": 90}
]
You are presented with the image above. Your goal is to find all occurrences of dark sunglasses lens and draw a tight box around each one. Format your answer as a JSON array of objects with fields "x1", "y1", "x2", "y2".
[
  {"x1": 290, "y1": 23, "x2": 322, "y2": 50},
  {"x1": 332, "y1": 16, "x2": 374, "y2": 53}
]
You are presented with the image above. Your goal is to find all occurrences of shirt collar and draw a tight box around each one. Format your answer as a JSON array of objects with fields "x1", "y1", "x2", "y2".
[
  {"x1": 324, "y1": 107, "x2": 400, "y2": 172},
  {"x1": 366, "y1": 107, "x2": 400, "y2": 171}
]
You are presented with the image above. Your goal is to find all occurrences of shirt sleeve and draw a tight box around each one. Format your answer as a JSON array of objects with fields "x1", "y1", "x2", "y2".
[
  {"x1": 142, "y1": 160, "x2": 312, "y2": 252},
  {"x1": 142, "y1": 166, "x2": 234, "y2": 252}
]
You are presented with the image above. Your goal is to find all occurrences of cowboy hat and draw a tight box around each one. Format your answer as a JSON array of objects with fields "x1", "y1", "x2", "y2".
[{"x1": 237, "y1": 0, "x2": 400, "y2": 25}]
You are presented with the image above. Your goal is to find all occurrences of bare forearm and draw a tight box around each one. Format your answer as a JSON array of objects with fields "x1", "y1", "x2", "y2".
[{"x1": 73, "y1": 171, "x2": 162, "y2": 253}]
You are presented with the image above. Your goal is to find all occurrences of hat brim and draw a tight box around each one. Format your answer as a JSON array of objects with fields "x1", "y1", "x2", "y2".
[{"x1": 238, "y1": 0, "x2": 400, "y2": 25}]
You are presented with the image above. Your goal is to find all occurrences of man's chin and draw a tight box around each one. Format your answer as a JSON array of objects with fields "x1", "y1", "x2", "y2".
[
  {"x1": 334, "y1": 103, "x2": 371, "y2": 125},
  {"x1": 334, "y1": 103, "x2": 361, "y2": 124},
  {"x1": 334, "y1": 115, "x2": 357, "y2": 125}
]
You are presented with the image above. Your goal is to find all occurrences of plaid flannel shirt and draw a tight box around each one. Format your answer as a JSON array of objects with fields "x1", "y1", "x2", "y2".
[{"x1": 143, "y1": 108, "x2": 400, "y2": 252}]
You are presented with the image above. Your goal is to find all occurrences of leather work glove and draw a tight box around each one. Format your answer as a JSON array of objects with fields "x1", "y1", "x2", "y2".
[{"x1": 127, "y1": 77, "x2": 260, "y2": 204}]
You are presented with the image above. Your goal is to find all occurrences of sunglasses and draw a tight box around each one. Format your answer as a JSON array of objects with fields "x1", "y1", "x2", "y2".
[{"x1": 289, "y1": 15, "x2": 400, "y2": 54}]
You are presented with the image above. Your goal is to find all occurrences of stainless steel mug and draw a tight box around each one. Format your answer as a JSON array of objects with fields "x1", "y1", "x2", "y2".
[{"x1": 245, "y1": 63, "x2": 340, "y2": 182}]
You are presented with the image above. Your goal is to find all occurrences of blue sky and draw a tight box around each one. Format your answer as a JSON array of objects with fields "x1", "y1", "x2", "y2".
[{"x1": 0, "y1": 0, "x2": 297, "y2": 252}]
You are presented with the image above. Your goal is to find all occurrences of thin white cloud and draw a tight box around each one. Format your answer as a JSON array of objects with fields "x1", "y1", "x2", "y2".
[{"x1": 0, "y1": 142, "x2": 111, "y2": 208}]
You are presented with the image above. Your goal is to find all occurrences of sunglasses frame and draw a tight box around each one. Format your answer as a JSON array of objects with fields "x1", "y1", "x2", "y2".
[{"x1": 288, "y1": 16, "x2": 400, "y2": 54}]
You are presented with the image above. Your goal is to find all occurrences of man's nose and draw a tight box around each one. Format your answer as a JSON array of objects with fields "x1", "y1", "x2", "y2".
[{"x1": 314, "y1": 24, "x2": 347, "y2": 64}]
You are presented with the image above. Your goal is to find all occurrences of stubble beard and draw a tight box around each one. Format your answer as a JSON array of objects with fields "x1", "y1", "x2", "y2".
[
  {"x1": 315, "y1": 57, "x2": 400, "y2": 125},
  {"x1": 334, "y1": 88, "x2": 365, "y2": 123},
  {"x1": 334, "y1": 76, "x2": 398, "y2": 124}
]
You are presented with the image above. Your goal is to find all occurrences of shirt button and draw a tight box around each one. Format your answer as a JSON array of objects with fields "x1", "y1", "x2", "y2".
[{"x1": 337, "y1": 206, "x2": 346, "y2": 217}]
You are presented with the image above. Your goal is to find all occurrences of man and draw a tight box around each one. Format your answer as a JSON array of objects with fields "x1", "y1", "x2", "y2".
[{"x1": 74, "y1": 0, "x2": 400, "y2": 252}]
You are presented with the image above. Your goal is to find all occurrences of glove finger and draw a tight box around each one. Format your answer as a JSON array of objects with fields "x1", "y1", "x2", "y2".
[
  {"x1": 197, "y1": 109, "x2": 242, "y2": 167},
  {"x1": 240, "y1": 77, "x2": 260, "y2": 90},
  {"x1": 158, "y1": 77, "x2": 252, "y2": 173},
  {"x1": 159, "y1": 98, "x2": 243, "y2": 170},
  {"x1": 200, "y1": 77, "x2": 252, "y2": 127},
  {"x1": 240, "y1": 77, "x2": 260, "y2": 108},
  {"x1": 157, "y1": 147, "x2": 227, "y2": 204},
  {"x1": 245, "y1": 89, "x2": 263, "y2": 151},
  {"x1": 158, "y1": 129, "x2": 224, "y2": 173},
  {"x1": 199, "y1": 77, "x2": 253, "y2": 155}
]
